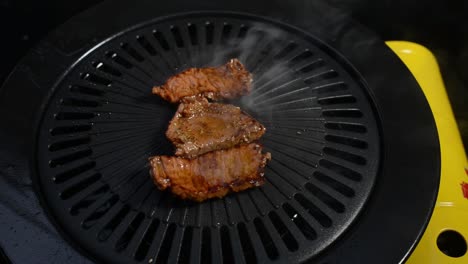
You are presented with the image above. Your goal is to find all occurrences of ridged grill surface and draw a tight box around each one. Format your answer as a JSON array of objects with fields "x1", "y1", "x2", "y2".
[{"x1": 35, "y1": 13, "x2": 380, "y2": 264}]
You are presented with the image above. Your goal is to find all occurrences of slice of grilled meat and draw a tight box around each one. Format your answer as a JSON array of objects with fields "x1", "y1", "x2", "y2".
[
  {"x1": 149, "y1": 143, "x2": 271, "y2": 202},
  {"x1": 152, "y1": 59, "x2": 252, "y2": 103},
  {"x1": 166, "y1": 96, "x2": 265, "y2": 158}
]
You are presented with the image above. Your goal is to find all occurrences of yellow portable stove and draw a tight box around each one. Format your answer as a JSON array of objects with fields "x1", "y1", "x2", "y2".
[
  {"x1": 388, "y1": 41, "x2": 468, "y2": 264},
  {"x1": 0, "y1": 1, "x2": 467, "y2": 263}
]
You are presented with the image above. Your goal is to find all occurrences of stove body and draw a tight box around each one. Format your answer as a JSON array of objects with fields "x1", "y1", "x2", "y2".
[{"x1": 388, "y1": 41, "x2": 468, "y2": 264}]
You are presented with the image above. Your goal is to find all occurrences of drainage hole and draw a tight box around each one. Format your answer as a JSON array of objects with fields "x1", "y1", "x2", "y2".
[{"x1": 437, "y1": 230, "x2": 467, "y2": 258}]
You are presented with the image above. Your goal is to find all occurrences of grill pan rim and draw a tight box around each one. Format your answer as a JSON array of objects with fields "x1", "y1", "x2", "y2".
[{"x1": 0, "y1": 0, "x2": 440, "y2": 263}]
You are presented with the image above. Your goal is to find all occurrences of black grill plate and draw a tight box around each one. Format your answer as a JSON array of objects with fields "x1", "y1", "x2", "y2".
[{"x1": 34, "y1": 13, "x2": 380, "y2": 264}]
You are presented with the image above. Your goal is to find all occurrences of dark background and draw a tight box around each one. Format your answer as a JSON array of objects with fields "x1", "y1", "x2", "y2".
[{"x1": 0, "y1": 0, "x2": 467, "y2": 147}]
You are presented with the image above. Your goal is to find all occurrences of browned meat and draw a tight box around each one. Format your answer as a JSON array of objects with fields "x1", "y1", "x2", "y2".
[
  {"x1": 166, "y1": 96, "x2": 266, "y2": 158},
  {"x1": 152, "y1": 59, "x2": 252, "y2": 103},
  {"x1": 149, "y1": 143, "x2": 271, "y2": 202}
]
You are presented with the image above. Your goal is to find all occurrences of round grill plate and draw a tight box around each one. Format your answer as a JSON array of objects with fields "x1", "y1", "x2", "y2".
[{"x1": 35, "y1": 13, "x2": 380, "y2": 264}]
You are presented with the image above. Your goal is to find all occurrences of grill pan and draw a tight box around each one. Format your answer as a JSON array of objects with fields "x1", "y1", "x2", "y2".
[
  {"x1": 0, "y1": 0, "x2": 440, "y2": 263},
  {"x1": 36, "y1": 13, "x2": 381, "y2": 264}
]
